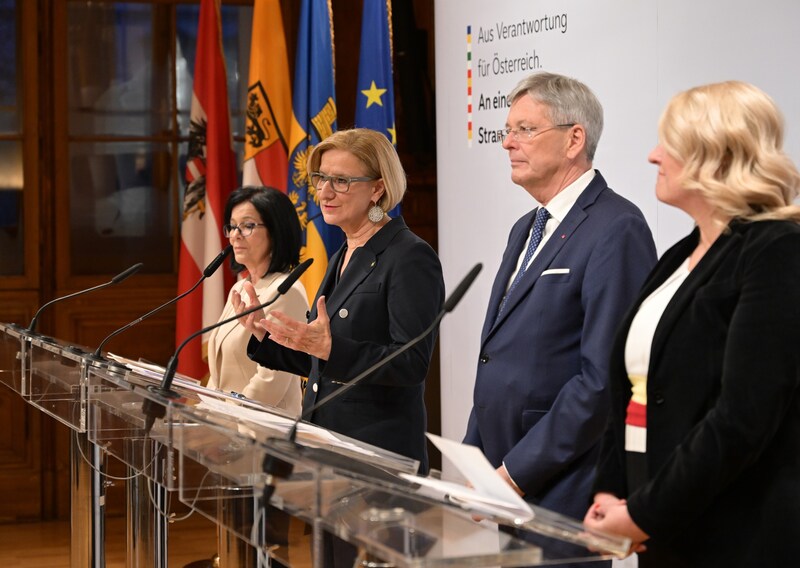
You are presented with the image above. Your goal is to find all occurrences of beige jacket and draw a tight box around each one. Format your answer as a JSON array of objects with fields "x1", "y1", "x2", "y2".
[{"x1": 207, "y1": 272, "x2": 307, "y2": 416}]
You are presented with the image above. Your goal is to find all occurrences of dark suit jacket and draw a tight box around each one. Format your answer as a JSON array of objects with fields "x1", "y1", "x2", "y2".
[
  {"x1": 594, "y1": 220, "x2": 800, "y2": 567},
  {"x1": 249, "y1": 217, "x2": 444, "y2": 472},
  {"x1": 464, "y1": 171, "x2": 657, "y2": 520}
]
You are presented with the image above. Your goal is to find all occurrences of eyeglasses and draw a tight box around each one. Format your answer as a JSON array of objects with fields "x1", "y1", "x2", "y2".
[
  {"x1": 223, "y1": 222, "x2": 266, "y2": 238},
  {"x1": 310, "y1": 172, "x2": 378, "y2": 194},
  {"x1": 502, "y1": 123, "x2": 575, "y2": 142}
]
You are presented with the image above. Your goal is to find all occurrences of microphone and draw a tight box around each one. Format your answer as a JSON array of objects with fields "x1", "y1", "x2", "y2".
[
  {"x1": 92, "y1": 245, "x2": 232, "y2": 359},
  {"x1": 261, "y1": 263, "x2": 483, "y2": 497},
  {"x1": 141, "y1": 258, "x2": 313, "y2": 434},
  {"x1": 28, "y1": 263, "x2": 144, "y2": 333},
  {"x1": 295, "y1": 261, "x2": 483, "y2": 434}
]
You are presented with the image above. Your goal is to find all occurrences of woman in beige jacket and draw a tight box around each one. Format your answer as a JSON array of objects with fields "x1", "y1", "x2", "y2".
[{"x1": 207, "y1": 186, "x2": 308, "y2": 416}]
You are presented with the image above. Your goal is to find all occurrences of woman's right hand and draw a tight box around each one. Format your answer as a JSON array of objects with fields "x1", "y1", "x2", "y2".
[
  {"x1": 232, "y1": 281, "x2": 267, "y2": 342},
  {"x1": 584, "y1": 493, "x2": 648, "y2": 555},
  {"x1": 585, "y1": 492, "x2": 623, "y2": 522}
]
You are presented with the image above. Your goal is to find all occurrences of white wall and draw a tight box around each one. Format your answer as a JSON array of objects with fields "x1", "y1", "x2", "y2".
[{"x1": 434, "y1": 0, "x2": 800, "y2": 443}]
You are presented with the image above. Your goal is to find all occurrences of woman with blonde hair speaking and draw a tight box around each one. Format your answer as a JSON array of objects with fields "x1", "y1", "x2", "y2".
[
  {"x1": 237, "y1": 128, "x2": 444, "y2": 472},
  {"x1": 584, "y1": 81, "x2": 800, "y2": 567}
]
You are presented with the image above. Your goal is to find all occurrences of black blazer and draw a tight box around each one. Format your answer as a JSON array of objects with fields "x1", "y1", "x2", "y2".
[
  {"x1": 249, "y1": 217, "x2": 444, "y2": 472},
  {"x1": 594, "y1": 220, "x2": 800, "y2": 567}
]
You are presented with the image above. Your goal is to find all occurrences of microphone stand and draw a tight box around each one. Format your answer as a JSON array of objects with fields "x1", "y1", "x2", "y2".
[
  {"x1": 27, "y1": 262, "x2": 144, "y2": 333},
  {"x1": 91, "y1": 246, "x2": 232, "y2": 362},
  {"x1": 261, "y1": 263, "x2": 483, "y2": 502},
  {"x1": 141, "y1": 259, "x2": 313, "y2": 434}
]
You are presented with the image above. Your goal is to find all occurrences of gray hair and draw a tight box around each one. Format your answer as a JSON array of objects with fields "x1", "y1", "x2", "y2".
[{"x1": 508, "y1": 72, "x2": 604, "y2": 161}]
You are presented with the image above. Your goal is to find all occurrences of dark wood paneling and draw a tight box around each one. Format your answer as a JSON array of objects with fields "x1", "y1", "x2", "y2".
[
  {"x1": 0, "y1": 292, "x2": 42, "y2": 521},
  {"x1": 53, "y1": 287, "x2": 178, "y2": 366},
  {"x1": 0, "y1": 391, "x2": 43, "y2": 522}
]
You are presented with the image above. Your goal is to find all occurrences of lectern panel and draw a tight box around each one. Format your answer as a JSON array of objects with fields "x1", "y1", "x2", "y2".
[
  {"x1": 0, "y1": 322, "x2": 29, "y2": 395},
  {"x1": 87, "y1": 364, "x2": 177, "y2": 488},
  {"x1": 27, "y1": 336, "x2": 89, "y2": 431}
]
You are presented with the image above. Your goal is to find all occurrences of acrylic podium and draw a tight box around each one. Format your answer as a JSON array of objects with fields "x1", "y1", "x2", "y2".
[
  {"x1": 0, "y1": 322, "x2": 110, "y2": 567},
  {"x1": 1, "y1": 323, "x2": 631, "y2": 567},
  {"x1": 87, "y1": 356, "x2": 630, "y2": 567}
]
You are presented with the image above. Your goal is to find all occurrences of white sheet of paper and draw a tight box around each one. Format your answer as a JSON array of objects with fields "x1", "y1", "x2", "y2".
[
  {"x1": 106, "y1": 353, "x2": 200, "y2": 386},
  {"x1": 426, "y1": 432, "x2": 531, "y2": 510},
  {"x1": 398, "y1": 472, "x2": 533, "y2": 521},
  {"x1": 394, "y1": 433, "x2": 533, "y2": 522}
]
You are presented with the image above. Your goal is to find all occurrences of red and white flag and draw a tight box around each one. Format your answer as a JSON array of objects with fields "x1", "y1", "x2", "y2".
[{"x1": 176, "y1": 0, "x2": 238, "y2": 379}]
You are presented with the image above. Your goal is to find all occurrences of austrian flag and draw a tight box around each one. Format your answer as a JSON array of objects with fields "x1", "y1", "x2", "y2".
[{"x1": 175, "y1": 0, "x2": 237, "y2": 379}]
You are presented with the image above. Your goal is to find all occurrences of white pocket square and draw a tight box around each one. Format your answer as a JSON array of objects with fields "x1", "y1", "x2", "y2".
[{"x1": 541, "y1": 268, "x2": 570, "y2": 275}]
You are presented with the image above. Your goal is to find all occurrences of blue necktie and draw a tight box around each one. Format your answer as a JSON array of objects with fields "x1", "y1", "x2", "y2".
[{"x1": 497, "y1": 207, "x2": 550, "y2": 318}]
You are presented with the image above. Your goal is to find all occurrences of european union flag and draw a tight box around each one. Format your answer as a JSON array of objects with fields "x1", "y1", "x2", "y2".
[
  {"x1": 356, "y1": 0, "x2": 396, "y2": 143},
  {"x1": 286, "y1": 0, "x2": 340, "y2": 302},
  {"x1": 355, "y1": 0, "x2": 400, "y2": 216}
]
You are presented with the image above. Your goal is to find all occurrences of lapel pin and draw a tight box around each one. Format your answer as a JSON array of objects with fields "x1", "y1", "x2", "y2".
[{"x1": 338, "y1": 308, "x2": 349, "y2": 319}]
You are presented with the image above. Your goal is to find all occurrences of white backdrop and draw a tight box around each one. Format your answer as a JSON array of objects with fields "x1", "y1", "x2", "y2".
[{"x1": 434, "y1": 0, "x2": 800, "y2": 445}]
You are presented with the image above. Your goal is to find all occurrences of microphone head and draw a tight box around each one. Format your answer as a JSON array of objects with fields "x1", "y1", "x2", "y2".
[
  {"x1": 443, "y1": 263, "x2": 482, "y2": 313},
  {"x1": 277, "y1": 258, "x2": 313, "y2": 295},
  {"x1": 203, "y1": 244, "x2": 233, "y2": 278},
  {"x1": 28, "y1": 261, "x2": 144, "y2": 331},
  {"x1": 112, "y1": 262, "x2": 144, "y2": 284}
]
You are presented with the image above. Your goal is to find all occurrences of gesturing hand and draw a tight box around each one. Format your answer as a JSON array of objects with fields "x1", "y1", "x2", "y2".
[
  {"x1": 232, "y1": 281, "x2": 267, "y2": 342},
  {"x1": 260, "y1": 296, "x2": 333, "y2": 360}
]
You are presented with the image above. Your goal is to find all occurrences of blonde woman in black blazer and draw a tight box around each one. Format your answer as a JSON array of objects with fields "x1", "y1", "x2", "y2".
[
  {"x1": 584, "y1": 82, "x2": 800, "y2": 567},
  {"x1": 237, "y1": 128, "x2": 444, "y2": 473}
]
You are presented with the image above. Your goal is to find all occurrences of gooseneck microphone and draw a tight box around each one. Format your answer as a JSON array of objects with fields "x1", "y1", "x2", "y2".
[
  {"x1": 28, "y1": 262, "x2": 144, "y2": 333},
  {"x1": 141, "y1": 258, "x2": 313, "y2": 434},
  {"x1": 261, "y1": 263, "x2": 483, "y2": 498},
  {"x1": 293, "y1": 262, "x2": 483, "y2": 438},
  {"x1": 92, "y1": 245, "x2": 232, "y2": 359}
]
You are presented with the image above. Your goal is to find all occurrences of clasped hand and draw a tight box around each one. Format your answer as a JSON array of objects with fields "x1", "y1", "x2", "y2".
[
  {"x1": 232, "y1": 281, "x2": 332, "y2": 361},
  {"x1": 583, "y1": 493, "x2": 649, "y2": 556}
]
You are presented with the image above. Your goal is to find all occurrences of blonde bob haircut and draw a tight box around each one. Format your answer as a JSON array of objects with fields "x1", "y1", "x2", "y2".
[
  {"x1": 306, "y1": 128, "x2": 406, "y2": 213},
  {"x1": 659, "y1": 81, "x2": 800, "y2": 223}
]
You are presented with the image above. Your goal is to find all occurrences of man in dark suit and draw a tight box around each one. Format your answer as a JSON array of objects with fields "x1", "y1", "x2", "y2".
[{"x1": 463, "y1": 72, "x2": 657, "y2": 523}]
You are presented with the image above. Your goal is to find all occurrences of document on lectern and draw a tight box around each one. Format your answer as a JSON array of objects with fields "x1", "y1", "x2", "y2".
[
  {"x1": 399, "y1": 433, "x2": 534, "y2": 522},
  {"x1": 195, "y1": 392, "x2": 381, "y2": 458},
  {"x1": 106, "y1": 353, "x2": 201, "y2": 386}
]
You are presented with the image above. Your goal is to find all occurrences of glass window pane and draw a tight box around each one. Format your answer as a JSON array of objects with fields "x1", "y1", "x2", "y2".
[
  {"x1": 69, "y1": 141, "x2": 174, "y2": 275},
  {"x1": 0, "y1": 141, "x2": 23, "y2": 276},
  {"x1": 225, "y1": 5, "x2": 253, "y2": 139},
  {"x1": 0, "y1": 0, "x2": 19, "y2": 133},
  {"x1": 67, "y1": 2, "x2": 172, "y2": 137},
  {"x1": 175, "y1": 4, "x2": 252, "y2": 138}
]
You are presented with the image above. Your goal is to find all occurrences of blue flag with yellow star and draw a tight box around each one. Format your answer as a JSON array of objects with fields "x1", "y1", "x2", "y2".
[
  {"x1": 286, "y1": 0, "x2": 340, "y2": 303},
  {"x1": 355, "y1": 0, "x2": 400, "y2": 216}
]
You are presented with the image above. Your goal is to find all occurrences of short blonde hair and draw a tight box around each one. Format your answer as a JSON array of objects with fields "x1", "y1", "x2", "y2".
[
  {"x1": 659, "y1": 81, "x2": 800, "y2": 222},
  {"x1": 307, "y1": 128, "x2": 406, "y2": 212}
]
